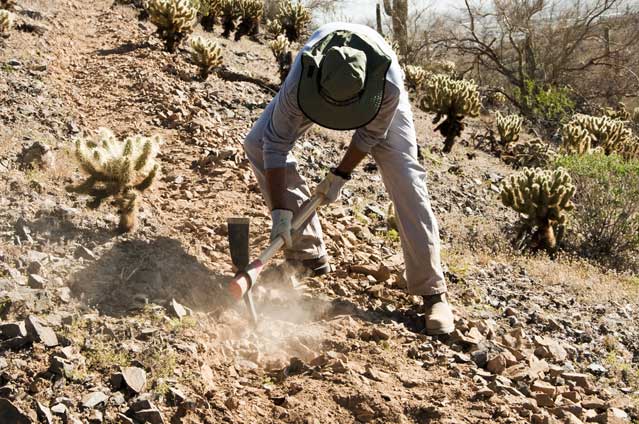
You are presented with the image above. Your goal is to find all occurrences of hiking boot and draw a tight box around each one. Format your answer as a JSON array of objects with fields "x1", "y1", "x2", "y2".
[
  {"x1": 286, "y1": 255, "x2": 331, "y2": 277},
  {"x1": 423, "y1": 293, "x2": 455, "y2": 335}
]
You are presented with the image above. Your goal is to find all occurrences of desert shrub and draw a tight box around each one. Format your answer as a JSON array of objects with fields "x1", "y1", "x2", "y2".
[
  {"x1": 500, "y1": 167, "x2": 575, "y2": 252},
  {"x1": 199, "y1": 0, "x2": 221, "y2": 31},
  {"x1": 0, "y1": 9, "x2": 13, "y2": 34},
  {"x1": 403, "y1": 65, "x2": 428, "y2": 93},
  {"x1": 190, "y1": 36, "x2": 222, "y2": 79},
  {"x1": 235, "y1": 0, "x2": 262, "y2": 40},
  {"x1": 268, "y1": 34, "x2": 292, "y2": 84},
  {"x1": 418, "y1": 74, "x2": 481, "y2": 153},
  {"x1": 220, "y1": 0, "x2": 240, "y2": 38},
  {"x1": 556, "y1": 154, "x2": 639, "y2": 271},
  {"x1": 495, "y1": 112, "x2": 522, "y2": 148},
  {"x1": 561, "y1": 114, "x2": 638, "y2": 160},
  {"x1": 66, "y1": 128, "x2": 161, "y2": 233},
  {"x1": 277, "y1": 0, "x2": 311, "y2": 42},
  {"x1": 147, "y1": 0, "x2": 197, "y2": 52},
  {"x1": 503, "y1": 138, "x2": 557, "y2": 169},
  {"x1": 514, "y1": 79, "x2": 574, "y2": 126}
]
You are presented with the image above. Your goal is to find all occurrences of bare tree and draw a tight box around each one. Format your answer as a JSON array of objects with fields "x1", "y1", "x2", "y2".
[{"x1": 448, "y1": 0, "x2": 639, "y2": 116}]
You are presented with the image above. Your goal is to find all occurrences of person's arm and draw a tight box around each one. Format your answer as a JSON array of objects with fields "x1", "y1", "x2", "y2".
[
  {"x1": 266, "y1": 168, "x2": 288, "y2": 210},
  {"x1": 335, "y1": 142, "x2": 368, "y2": 175}
]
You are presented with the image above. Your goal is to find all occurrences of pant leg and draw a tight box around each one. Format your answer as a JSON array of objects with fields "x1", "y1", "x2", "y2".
[
  {"x1": 370, "y1": 100, "x2": 447, "y2": 296},
  {"x1": 243, "y1": 99, "x2": 327, "y2": 260}
]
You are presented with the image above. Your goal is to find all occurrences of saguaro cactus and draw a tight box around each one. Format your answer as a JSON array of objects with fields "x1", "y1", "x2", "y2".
[
  {"x1": 147, "y1": 0, "x2": 197, "y2": 52},
  {"x1": 382, "y1": 0, "x2": 407, "y2": 57},
  {"x1": 268, "y1": 34, "x2": 292, "y2": 83},
  {"x1": 500, "y1": 168, "x2": 575, "y2": 252},
  {"x1": 0, "y1": 9, "x2": 13, "y2": 34},
  {"x1": 403, "y1": 65, "x2": 428, "y2": 93},
  {"x1": 277, "y1": 0, "x2": 311, "y2": 42},
  {"x1": 496, "y1": 112, "x2": 523, "y2": 148},
  {"x1": 191, "y1": 36, "x2": 222, "y2": 79},
  {"x1": 220, "y1": 0, "x2": 240, "y2": 38},
  {"x1": 67, "y1": 128, "x2": 161, "y2": 233},
  {"x1": 418, "y1": 74, "x2": 481, "y2": 153},
  {"x1": 235, "y1": 0, "x2": 262, "y2": 40}
]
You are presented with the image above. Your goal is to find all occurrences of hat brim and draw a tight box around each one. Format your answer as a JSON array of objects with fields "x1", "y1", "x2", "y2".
[{"x1": 298, "y1": 31, "x2": 391, "y2": 131}]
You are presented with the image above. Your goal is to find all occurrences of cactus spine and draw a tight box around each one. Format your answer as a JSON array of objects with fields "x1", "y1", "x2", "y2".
[
  {"x1": 67, "y1": 128, "x2": 161, "y2": 233},
  {"x1": 268, "y1": 34, "x2": 292, "y2": 84},
  {"x1": 495, "y1": 112, "x2": 523, "y2": 148},
  {"x1": 235, "y1": 0, "x2": 262, "y2": 40},
  {"x1": 418, "y1": 74, "x2": 481, "y2": 153},
  {"x1": 500, "y1": 167, "x2": 575, "y2": 252},
  {"x1": 0, "y1": 9, "x2": 13, "y2": 34},
  {"x1": 147, "y1": 0, "x2": 197, "y2": 52},
  {"x1": 277, "y1": 0, "x2": 311, "y2": 42},
  {"x1": 403, "y1": 65, "x2": 428, "y2": 93},
  {"x1": 191, "y1": 36, "x2": 222, "y2": 79}
]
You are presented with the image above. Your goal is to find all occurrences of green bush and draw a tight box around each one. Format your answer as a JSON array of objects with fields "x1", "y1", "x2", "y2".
[
  {"x1": 514, "y1": 79, "x2": 574, "y2": 125},
  {"x1": 556, "y1": 153, "x2": 639, "y2": 271}
]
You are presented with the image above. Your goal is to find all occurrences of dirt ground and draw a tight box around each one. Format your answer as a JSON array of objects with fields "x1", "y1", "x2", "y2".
[{"x1": 0, "y1": 1, "x2": 638, "y2": 423}]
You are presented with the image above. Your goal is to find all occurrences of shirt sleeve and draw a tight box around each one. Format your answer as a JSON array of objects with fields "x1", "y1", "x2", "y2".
[
  {"x1": 351, "y1": 82, "x2": 401, "y2": 153},
  {"x1": 262, "y1": 73, "x2": 312, "y2": 169}
]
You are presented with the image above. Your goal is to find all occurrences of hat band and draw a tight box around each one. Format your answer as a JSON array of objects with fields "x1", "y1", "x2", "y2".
[{"x1": 319, "y1": 86, "x2": 363, "y2": 106}]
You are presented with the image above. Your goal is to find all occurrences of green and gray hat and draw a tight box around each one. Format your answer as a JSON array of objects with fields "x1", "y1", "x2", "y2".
[{"x1": 298, "y1": 30, "x2": 392, "y2": 130}]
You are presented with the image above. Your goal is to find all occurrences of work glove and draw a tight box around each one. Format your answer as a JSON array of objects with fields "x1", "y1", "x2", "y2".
[
  {"x1": 316, "y1": 168, "x2": 349, "y2": 205},
  {"x1": 270, "y1": 209, "x2": 293, "y2": 248}
]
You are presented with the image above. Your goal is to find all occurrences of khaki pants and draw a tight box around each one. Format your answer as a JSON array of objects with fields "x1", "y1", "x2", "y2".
[{"x1": 243, "y1": 99, "x2": 447, "y2": 296}]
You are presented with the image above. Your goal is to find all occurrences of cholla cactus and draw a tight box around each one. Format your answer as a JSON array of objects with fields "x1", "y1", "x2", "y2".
[
  {"x1": 147, "y1": 0, "x2": 197, "y2": 52},
  {"x1": 268, "y1": 34, "x2": 292, "y2": 83},
  {"x1": 235, "y1": 0, "x2": 262, "y2": 40},
  {"x1": 265, "y1": 18, "x2": 282, "y2": 35},
  {"x1": 500, "y1": 168, "x2": 575, "y2": 252},
  {"x1": 199, "y1": 0, "x2": 222, "y2": 31},
  {"x1": 220, "y1": 0, "x2": 239, "y2": 38},
  {"x1": 191, "y1": 36, "x2": 222, "y2": 79},
  {"x1": 562, "y1": 114, "x2": 633, "y2": 156},
  {"x1": 277, "y1": 0, "x2": 311, "y2": 42},
  {"x1": 67, "y1": 129, "x2": 161, "y2": 233},
  {"x1": 418, "y1": 74, "x2": 481, "y2": 153},
  {"x1": 403, "y1": 65, "x2": 428, "y2": 92},
  {"x1": 0, "y1": 9, "x2": 13, "y2": 34},
  {"x1": 504, "y1": 139, "x2": 557, "y2": 169},
  {"x1": 602, "y1": 102, "x2": 630, "y2": 121},
  {"x1": 496, "y1": 112, "x2": 522, "y2": 148},
  {"x1": 617, "y1": 136, "x2": 639, "y2": 161},
  {"x1": 425, "y1": 59, "x2": 456, "y2": 75},
  {"x1": 632, "y1": 107, "x2": 639, "y2": 125}
]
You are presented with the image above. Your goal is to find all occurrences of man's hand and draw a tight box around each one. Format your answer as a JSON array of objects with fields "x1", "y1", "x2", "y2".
[
  {"x1": 270, "y1": 209, "x2": 293, "y2": 247},
  {"x1": 316, "y1": 170, "x2": 348, "y2": 205}
]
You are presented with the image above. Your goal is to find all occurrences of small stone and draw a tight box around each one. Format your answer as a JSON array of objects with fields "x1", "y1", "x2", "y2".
[
  {"x1": 28, "y1": 274, "x2": 47, "y2": 289},
  {"x1": 587, "y1": 363, "x2": 607, "y2": 376},
  {"x1": 74, "y1": 245, "x2": 97, "y2": 260},
  {"x1": 51, "y1": 404, "x2": 67, "y2": 416},
  {"x1": 0, "y1": 322, "x2": 27, "y2": 339},
  {"x1": 504, "y1": 307, "x2": 518, "y2": 317},
  {"x1": 169, "y1": 298, "x2": 187, "y2": 319},
  {"x1": 475, "y1": 387, "x2": 494, "y2": 399},
  {"x1": 534, "y1": 392, "x2": 555, "y2": 407},
  {"x1": 36, "y1": 402, "x2": 53, "y2": 424},
  {"x1": 134, "y1": 408, "x2": 165, "y2": 424},
  {"x1": 25, "y1": 315, "x2": 58, "y2": 347},
  {"x1": 122, "y1": 367, "x2": 146, "y2": 393},
  {"x1": 82, "y1": 391, "x2": 108, "y2": 408},
  {"x1": 0, "y1": 398, "x2": 31, "y2": 424},
  {"x1": 581, "y1": 396, "x2": 606, "y2": 410},
  {"x1": 88, "y1": 409, "x2": 103, "y2": 423},
  {"x1": 561, "y1": 373, "x2": 592, "y2": 390},
  {"x1": 531, "y1": 380, "x2": 557, "y2": 396},
  {"x1": 50, "y1": 356, "x2": 75, "y2": 377}
]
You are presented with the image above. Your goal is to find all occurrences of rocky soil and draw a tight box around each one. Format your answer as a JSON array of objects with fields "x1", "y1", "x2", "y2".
[{"x1": 0, "y1": 1, "x2": 638, "y2": 423}]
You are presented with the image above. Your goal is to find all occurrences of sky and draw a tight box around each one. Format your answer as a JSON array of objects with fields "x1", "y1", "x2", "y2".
[{"x1": 317, "y1": 0, "x2": 466, "y2": 25}]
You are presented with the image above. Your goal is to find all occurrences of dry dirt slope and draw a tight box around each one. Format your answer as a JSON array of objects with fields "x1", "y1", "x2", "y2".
[{"x1": 0, "y1": 1, "x2": 638, "y2": 423}]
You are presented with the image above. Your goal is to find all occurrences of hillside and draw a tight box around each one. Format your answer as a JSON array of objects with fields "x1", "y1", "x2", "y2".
[{"x1": 0, "y1": 1, "x2": 638, "y2": 423}]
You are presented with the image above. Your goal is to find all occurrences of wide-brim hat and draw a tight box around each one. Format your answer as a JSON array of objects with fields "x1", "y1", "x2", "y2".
[{"x1": 298, "y1": 30, "x2": 392, "y2": 130}]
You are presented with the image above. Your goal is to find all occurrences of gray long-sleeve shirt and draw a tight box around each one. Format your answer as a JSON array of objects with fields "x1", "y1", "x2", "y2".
[{"x1": 262, "y1": 22, "x2": 411, "y2": 169}]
